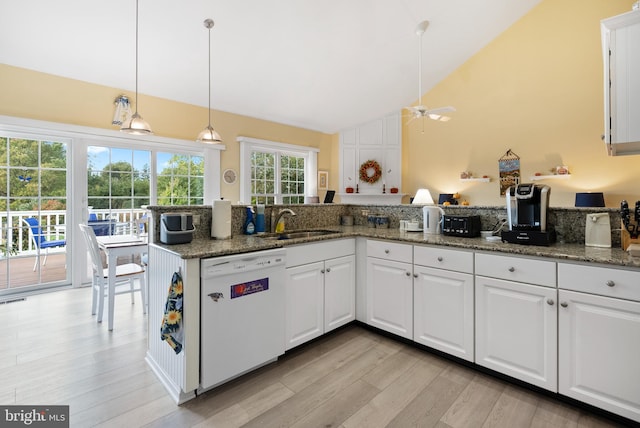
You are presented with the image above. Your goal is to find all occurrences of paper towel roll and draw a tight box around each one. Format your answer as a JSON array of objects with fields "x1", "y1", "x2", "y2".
[{"x1": 211, "y1": 200, "x2": 231, "y2": 239}]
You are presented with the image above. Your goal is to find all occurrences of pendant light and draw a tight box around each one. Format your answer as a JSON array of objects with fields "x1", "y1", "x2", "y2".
[
  {"x1": 197, "y1": 18, "x2": 222, "y2": 143},
  {"x1": 121, "y1": 0, "x2": 153, "y2": 135}
]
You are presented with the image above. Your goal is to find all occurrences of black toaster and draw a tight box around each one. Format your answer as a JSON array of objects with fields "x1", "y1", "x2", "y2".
[{"x1": 442, "y1": 215, "x2": 481, "y2": 237}]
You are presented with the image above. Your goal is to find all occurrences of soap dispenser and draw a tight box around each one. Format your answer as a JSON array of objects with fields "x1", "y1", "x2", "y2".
[
  {"x1": 255, "y1": 204, "x2": 266, "y2": 234},
  {"x1": 244, "y1": 206, "x2": 256, "y2": 235}
]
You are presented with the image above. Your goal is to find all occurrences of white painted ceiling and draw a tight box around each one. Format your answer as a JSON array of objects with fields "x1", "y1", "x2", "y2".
[{"x1": 0, "y1": 0, "x2": 541, "y2": 134}]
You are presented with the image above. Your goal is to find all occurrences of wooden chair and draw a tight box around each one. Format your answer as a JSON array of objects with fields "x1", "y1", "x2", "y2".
[
  {"x1": 23, "y1": 217, "x2": 66, "y2": 271},
  {"x1": 78, "y1": 224, "x2": 146, "y2": 330}
]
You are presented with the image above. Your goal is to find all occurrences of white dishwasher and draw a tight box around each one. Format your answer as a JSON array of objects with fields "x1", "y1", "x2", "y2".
[{"x1": 200, "y1": 248, "x2": 286, "y2": 391}]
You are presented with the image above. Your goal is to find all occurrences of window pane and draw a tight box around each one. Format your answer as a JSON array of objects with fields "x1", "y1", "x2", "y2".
[
  {"x1": 10, "y1": 169, "x2": 38, "y2": 197},
  {"x1": 41, "y1": 141, "x2": 67, "y2": 168},
  {"x1": 9, "y1": 139, "x2": 38, "y2": 168},
  {"x1": 41, "y1": 170, "x2": 66, "y2": 197}
]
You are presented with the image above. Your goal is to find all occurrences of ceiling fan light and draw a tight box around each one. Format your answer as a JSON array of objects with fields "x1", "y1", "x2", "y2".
[
  {"x1": 197, "y1": 125, "x2": 222, "y2": 144},
  {"x1": 121, "y1": 112, "x2": 153, "y2": 135}
]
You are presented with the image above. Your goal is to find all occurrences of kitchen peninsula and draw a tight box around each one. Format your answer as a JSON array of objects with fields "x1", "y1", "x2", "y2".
[{"x1": 144, "y1": 204, "x2": 640, "y2": 425}]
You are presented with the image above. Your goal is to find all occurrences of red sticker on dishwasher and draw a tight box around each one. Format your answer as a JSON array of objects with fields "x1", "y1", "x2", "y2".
[{"x1": 230, "y1": 277, "x2": 269, "y2": 299}]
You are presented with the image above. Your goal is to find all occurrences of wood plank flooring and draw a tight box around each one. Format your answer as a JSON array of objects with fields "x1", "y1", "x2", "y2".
[{"x1": 0, "y1": 287, "x2": 631, "y2": 428}]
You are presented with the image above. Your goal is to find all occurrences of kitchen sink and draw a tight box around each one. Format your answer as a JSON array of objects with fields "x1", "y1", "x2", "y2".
[{"x1": 258, "y1": 229, "x2": 340, "y2": 240}]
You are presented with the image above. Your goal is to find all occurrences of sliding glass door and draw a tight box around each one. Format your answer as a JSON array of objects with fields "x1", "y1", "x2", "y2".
[{"x1": 0, "y1": 134, "x2": 69, "y2": 294}]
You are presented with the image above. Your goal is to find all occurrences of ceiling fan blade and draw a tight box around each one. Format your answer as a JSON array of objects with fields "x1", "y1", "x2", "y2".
[{"x1": 425, "y1": 106, "x2": 456, "y2": 115}]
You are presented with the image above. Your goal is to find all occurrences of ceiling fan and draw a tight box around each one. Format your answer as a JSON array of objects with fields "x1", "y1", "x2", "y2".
[{"x1": 405, "y1": 20, "x2": 455, "y2": 127}]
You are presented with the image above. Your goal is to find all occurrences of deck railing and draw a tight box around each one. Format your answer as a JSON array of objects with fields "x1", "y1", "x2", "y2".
[{"x1": 1, "y1": 209, "x2": 147, "y2": 255}]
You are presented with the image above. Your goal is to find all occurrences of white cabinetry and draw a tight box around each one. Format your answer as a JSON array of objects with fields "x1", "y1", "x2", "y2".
[
  {"x1": 475, "y1": 253, "x2": 558, "y2": 391},
  {"x1": 285, "y1": 239, "x2": 355, "y2": 350},
  {"x1": 601, "y1": 10, "x2": 640, "y2": 156},
  {"x1": 413, "y1": 246, "x2": 474, "y2": 362},
  {"x1": 339, "y1": 112, "x2": 401, "y2": 194},
  {"x1": 558, "y1": 263, "x2": 640, "y2": 423},
  {"x1": 366, "y1": 240, "x2": 413, "y2": 339}
]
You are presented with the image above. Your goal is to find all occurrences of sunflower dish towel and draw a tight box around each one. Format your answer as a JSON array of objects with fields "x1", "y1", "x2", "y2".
[{"x1": 161, "y1": 271, "x2": 184, "y2": 354}]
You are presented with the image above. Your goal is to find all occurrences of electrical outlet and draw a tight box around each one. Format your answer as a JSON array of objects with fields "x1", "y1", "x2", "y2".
[{"x1": 192, "y1": 214, "x2": 201, "y2": 225}]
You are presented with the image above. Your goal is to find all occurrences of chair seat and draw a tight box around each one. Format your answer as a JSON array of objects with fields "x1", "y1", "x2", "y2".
[
  {"x1": 40, "y1": 239, "x2": 66, "y2": 249},
  {"x1": 102, "y1": 263, "x2": 145, "y2": 278}
]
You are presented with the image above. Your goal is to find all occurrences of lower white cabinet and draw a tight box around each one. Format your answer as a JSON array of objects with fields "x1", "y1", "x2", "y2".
[
  {"x1": 559, "y1": 289, "x2": 640, "y2": 422},
  {"x1": 558, "y1": 262, "x2": 640, "y2": 423},
  {"x1": 285, "y1": 261, "x2": 325, "y2": 350},
  {"x1": 324, "y1": 255, "x2": 356, "y2": 332},
  {"x1": 413, "y1": 265, "x2": 474, "y2": 361},
  {"x1": 285, "y1": 240, "x2": 355, "y2": 350},
  {"x1": 366, "y1": 256, "x2": 413, "y2": 339},
  {"x1": 475, "y1": 275, "x2": 558, "y2": 391}
]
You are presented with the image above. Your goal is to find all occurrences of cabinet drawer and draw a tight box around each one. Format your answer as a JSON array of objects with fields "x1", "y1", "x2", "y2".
[
  {"x1": 476, "y1": 252, "x2": 556, "y2": 287},
  {"x1": 558, "y1": 263, "x2": 640, "y2": 302},
  {"x1": 367, "y1": 239, "x2": 412, "y2": 263},
  {"x1": 414, "y1": 245, "x2": 473, "y2": 273}
]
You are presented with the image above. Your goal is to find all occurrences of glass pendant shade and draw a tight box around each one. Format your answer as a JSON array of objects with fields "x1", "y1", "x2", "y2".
[
  {"x1": 121, "y1": 112, "x2": 152, "y2": 135},
  {"x1": 197, "y1": 125, "x2": 222, "y2": 144}
]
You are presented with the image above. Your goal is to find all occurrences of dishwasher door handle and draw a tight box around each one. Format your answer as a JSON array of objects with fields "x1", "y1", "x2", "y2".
[{"x1": 208, "y1": 292, "x2": 224, "y2": 302}]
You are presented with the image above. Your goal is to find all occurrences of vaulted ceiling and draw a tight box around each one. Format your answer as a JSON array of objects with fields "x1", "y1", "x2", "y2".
[{"x1": 0, "y1": 0, "x2": 541, "y2": 133}]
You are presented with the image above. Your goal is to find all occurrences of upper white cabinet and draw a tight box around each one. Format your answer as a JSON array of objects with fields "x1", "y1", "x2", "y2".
[
  {"x1": 601, "y1": 9, "x2": 640, "y2": 156},
  {"x1": 339, "y1": 112, "x2": 401, "y2": 193}
]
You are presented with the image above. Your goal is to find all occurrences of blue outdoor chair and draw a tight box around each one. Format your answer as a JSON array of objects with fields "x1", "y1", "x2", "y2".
[{"x1": 23, "y1": 217, "x2": 66, "y2": 271}]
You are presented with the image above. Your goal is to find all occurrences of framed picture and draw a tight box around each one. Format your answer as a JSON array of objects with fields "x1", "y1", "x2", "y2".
[{"x1": 318, "y1": 170, "x2": 328, "y2": 190}]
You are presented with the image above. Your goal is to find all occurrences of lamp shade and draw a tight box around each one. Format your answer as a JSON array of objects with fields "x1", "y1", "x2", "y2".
[
  {"x1": 412, "y1": 188, "x2": 434, "y2": 204},
  {"x1": 575, "y1": 192, "x2": 605, "y2": 207}
]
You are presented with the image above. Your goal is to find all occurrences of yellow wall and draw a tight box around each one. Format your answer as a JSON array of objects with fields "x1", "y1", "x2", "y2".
[
  {"x1": 0, "y1": 64, "x2": 334, "y2": 202},
  {"x1": 2, "y1": 0, "x2": 638, "y2": 207},
  {"x1": 402, "y1": 0, "x2": 639, "y2": 207}
]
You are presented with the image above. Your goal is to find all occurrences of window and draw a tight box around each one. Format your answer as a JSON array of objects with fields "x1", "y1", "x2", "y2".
[
  {"x1": 87, "y1": 146, "x2": 151, "y2": 214},
  {"x1": 239, "y1": 136, "x2": 318, "y2": 205},
  {"x1": 156, "y1": 152, "x2": 204, "y2": 205}
]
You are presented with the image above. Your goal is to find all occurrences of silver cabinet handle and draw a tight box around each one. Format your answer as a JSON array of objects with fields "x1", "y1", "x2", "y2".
[
  {"x1": 326, "y1": 267, "x2": 331, "y2": 273},
  {"x1": 405, "y1": 271, "x2": 411, "y2": 276},
  {"x1": 385, "y1": 249, "x2": 390, "y2": 254},
  {"x1": 413, "y1": 273, "x2": 418, "y2": 278},
  {"x1": 508, "y1": 267, "x2": 515, "y2": 272},
  {"x1": 606, "y1": 280, "x2": 615, "y2": 287},
  {"x1": 320, "y1": 269, "x2": 325, "y2": 274},
  {"x1": 560, "y1": 302, "x2": 568, "y2": 308},
  {"x1": 437, "y1": 256, "x2": 443, "y2": 262},
  {"x1": 208, "y1": 292, "x2": 224, "y2": 302},
  {"x1": 546, "y1": 299, "x2": 554, "y2": 306}
]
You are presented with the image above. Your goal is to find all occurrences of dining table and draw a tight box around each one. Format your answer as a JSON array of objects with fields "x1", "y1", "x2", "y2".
[{"x1": 96, "y1": 234, "x2": 148, "y2": 330}]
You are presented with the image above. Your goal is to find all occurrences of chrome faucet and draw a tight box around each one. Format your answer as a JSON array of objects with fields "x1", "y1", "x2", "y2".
[{"x1": 272, "y1": 208, "x2": 297, "y2": 233}]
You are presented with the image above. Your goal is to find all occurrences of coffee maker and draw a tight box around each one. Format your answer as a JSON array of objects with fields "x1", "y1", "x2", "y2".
[{"x1": 501, "y1": 183, "x2": 556, "y2": 246}]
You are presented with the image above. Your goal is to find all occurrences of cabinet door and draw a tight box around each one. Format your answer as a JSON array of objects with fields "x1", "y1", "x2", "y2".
[
  {"x1": 559, "y1": 290, "x2": 640, "y2": 422},
  {"x1": 476, "y1": 276, "x2": 557, "y2": 391},
  {"x1": 414, "y1": 266, "x2": 474, "y2": 362},
  {"x1": 285, "y1": 261, "x2": 324, "y2": 350},
  {"x1": 324, "y1": 255, "x2": 356, "y2": 333},
  {"x1": 366, "y1": 257, "x2": 413, "y2": 339}
]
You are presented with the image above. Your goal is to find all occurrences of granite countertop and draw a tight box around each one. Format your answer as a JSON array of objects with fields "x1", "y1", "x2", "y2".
[{"x1": 150, "y1": 225, "x2": 640, "y2": 268}]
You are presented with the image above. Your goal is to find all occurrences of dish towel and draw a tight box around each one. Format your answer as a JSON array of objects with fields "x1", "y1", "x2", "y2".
[{"x1": 161, "y1": 271, "x2": 184, "y2": 354}]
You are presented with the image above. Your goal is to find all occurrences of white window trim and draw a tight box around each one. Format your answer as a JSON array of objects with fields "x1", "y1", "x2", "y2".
[{"x1": 238, "y1": 136, "x2": 318, "y2": 205}]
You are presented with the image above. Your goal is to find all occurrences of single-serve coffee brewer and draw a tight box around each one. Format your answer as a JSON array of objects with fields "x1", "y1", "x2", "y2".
[{"x1": 501, "y1": 183, "x2": 556, "y2": 246}]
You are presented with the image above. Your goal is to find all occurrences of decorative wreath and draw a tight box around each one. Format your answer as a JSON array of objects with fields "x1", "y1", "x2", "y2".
[{"x1": 359, "y1": 160, "x2": 382, "y2": 184}]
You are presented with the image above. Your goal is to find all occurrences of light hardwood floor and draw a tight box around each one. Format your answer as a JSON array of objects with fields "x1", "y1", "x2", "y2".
[{"x1": 0, "y1": 287, "x2": 631, "y2": 428}]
